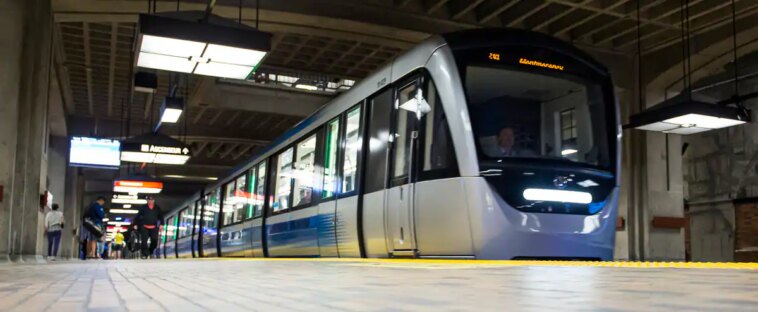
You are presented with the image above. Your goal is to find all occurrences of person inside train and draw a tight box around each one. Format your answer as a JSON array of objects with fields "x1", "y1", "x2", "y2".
[
  {"x1": 134, "y1": 196, "x2": 164, "y2": 259},
  {"x1": 497, "y1": 127, "x2": 535, "y2": 157}
]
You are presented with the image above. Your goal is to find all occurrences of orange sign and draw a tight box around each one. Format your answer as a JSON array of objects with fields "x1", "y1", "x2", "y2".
[
  {"x1": 114, "y1": 180, "x2": 164, "y2": 189},
  {"x1": 518, "y1": 58, "x2": 564, "y2": 71}
]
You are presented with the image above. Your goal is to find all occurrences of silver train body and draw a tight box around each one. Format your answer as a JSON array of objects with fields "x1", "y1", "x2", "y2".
[{"x1": 161, "y1": 28, "x2": 621, "y2": 261}]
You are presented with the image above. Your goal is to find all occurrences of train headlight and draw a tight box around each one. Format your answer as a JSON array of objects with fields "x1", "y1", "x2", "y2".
[{"x1": 522, "y1": 189, "x2": 592, "y2": 204}]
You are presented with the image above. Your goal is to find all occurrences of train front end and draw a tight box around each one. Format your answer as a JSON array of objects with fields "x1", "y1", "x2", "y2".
[{"x1": 442, "y1": 29, "x2": 620, "y2": 260}]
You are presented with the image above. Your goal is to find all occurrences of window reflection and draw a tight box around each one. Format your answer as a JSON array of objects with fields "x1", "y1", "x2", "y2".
[
  {"x1": 234, "y1": 175, "x2": 248, "y2": 222},
  {"x1": 323, "y1": 119, "x2": 340, "y2": 199},
  {"x1": 254, "y1": 162, "x2": 266, "y2": 217},
  {"x1": 294, "y1": 135, "x2": 317, "y2": 206},
  {"x1": 342, "y1": 107, "x2": 361, "y2": 193},
  {"x1": 222, "y1": 182, "x2": 236, "y2": 226},
  {"x1": 272, "y1": 148, "x2": 293, "y2": 211}
]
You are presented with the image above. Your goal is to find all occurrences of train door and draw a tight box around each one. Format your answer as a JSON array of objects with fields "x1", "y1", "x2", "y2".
[{"x1": 386, "y1": 76, "x2": 423, "y2": 255}]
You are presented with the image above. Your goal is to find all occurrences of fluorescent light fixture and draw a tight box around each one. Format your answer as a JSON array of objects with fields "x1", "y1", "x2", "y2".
[
  {"x1": 626, "y1": 94, "x2": 750, "y2": 135},
  {"x1": 136, "y1": 13, "x2": 271, "y2": 79},
  {"x1": 108, "y1": 221, "x2": 131, "y2": 226},
  {"x1": 561, "y1": 149, "x2": 578, "y2": 156},
  {"x1": 102, "y1": 218, "x2": 110, "y2": 222},
  {"x1": 123, "y1": 204, "x2": 132, "y2": 208},
  {"x1": 295, "y1": 84, "x2": 318, "y2": 91},
  {"x1": 110, "y1": 209, "x2": 139, "y2": 214},
  {"x1": 159, "y1": 97, "x2": 184, "y2": 124},
  {"x1": 162, "y1": 175, "x2": 218, "y2": 181},
  {"x1": 114, "y1": 180, "x2": 163, "y2": 194},
  {"x1": 523, "y1": 188, "x2": 593, "y2": 204}
]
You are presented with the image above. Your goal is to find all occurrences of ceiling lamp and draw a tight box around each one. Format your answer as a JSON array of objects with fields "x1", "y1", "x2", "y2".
[
  {"x1": 112, "y1": 194, "x2": 147, "y2": 205},
  {"x1": 136, "y1": 12, "x2": 271, "y2": 79},
  {"x1": 120, "y1": 132, "x2": 192, "y2": 165},
  {"x1": 159, "y1": 97, "x2": 184, "y2": 124},
  {"x1": 113, "y1": 179, "x2": 164, "y2": 194},
  {"x1": 626, "y1": 94, "x2": 750, "y2": 135},
  {"x1": 109, "y1": 209, "x2": 139, "y2": 214}
]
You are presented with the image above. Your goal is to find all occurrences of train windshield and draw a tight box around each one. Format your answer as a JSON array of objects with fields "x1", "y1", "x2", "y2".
[{"x1": 461, "y1": 54, "x2": 612, "y2": 170}]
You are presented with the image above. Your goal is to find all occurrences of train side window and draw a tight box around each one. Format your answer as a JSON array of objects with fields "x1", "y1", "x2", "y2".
[
  {"x1": 254, "y1": 162, "x2": 267, "y2": 217},
  {"x1": 204, "y1": 189, "x2": 220, "y2": 232},
  {"x1": 194, "y1": 200, "x2": 202, "y2": 232},
  {"x1": 178, "y1": 208, "x2": 190, "y2": 238},
  {"x1": 222, "y1": 181, "x2": 236, "y2": 226},
  {"x1": 322, "y1": 118, "x2": 340, "y2": 199},
  {"x1": 391, "y1": 83, "x2": 419, "y2": 183},
  {"x1": 342, "y1": 106, "x2": 362, "y2": 193},
  {"x1": 364, "y1": 89, "x2": 393, "y2": 193},
  {"x1": 271, "y1": 148, "x2": 294, "y2": 212},
  {"x1": 419, "y1": 76, "x2": 458, "y2": 180},
  {"x1": 234, "y1": 174, "x2": 248, "y2": 222},
  {"x1": 246, "y1": 167, "x2": 257, "y2": 219},
  {"x1": 293, "y1": 134, "x2": 318, "y2": 207},
  {"x1": 167, "y1": 216, "x2": 177, "y2": 242}
]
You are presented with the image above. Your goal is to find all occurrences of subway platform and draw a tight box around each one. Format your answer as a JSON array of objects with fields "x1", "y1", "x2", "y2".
[{"x1": 0, "y1": 258, "x2": 757, "y2": 311}]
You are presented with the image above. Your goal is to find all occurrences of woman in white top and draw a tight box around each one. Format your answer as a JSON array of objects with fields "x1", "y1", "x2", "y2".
[{"x1": 44, "y1": 203, "x2": 64, "y2": 261}]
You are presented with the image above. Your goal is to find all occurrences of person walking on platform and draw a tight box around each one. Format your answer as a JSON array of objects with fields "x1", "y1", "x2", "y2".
[
  {"x1": 83, "y1": 196, "x2": 106, "y2": 259},
  {"x1": 111, "y1": 230, "x2": 125, "y2": 259},
  {"x1": 134, "y1": 196, "x2": 163, "y2": 259},
  {"x1": 44, "y1": 203, "x2": 64, "y2": 261}
]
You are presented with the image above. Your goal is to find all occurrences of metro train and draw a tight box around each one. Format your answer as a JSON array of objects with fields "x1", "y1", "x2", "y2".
[{"x1": 159, "y1": 28, "x2": 621, "y2": 261}]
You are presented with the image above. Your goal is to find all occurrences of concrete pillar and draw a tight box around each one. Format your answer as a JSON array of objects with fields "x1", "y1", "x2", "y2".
[{"x1": 0, "y1": 0, "x2": 55, "y2": 262}]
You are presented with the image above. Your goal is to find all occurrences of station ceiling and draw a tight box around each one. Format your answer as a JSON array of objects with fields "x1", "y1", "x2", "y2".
[{"x1": 50, "y1": 0, "x2": 758, "y2": 185}]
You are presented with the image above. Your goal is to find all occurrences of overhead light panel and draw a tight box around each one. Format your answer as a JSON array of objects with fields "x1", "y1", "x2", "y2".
[
  {"x1": 136, "y1": 12, "x2": 271, "y2": 79},
  {"x1": 626, "y1": 94, "x2": 750, "y2": 135},
  {"x1": 523, "y1": 188, "x2": 593, "y2": 204},
  {"x1": 110, "y1": 209, "x2": 139, "y2": 214},
  {"x1": 159, "y1": 97, "x2": 184, "y2": 124}
]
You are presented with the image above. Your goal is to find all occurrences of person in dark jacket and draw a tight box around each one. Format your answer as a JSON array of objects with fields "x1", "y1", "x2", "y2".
[
  {"x1": 83, "y1": 197, "x2": 106, "y2": 259},
  {"x1": 134, "y1": 196, "x2": 164, "y2": 259}
]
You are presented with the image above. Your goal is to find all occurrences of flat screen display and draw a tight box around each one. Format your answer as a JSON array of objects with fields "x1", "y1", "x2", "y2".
[{"x1": 69, "y1": 137, "x2": 121, "y2": 169}]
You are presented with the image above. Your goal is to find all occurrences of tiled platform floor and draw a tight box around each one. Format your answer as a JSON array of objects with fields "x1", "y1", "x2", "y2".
[{"x1": 1, "y1": 258, "x2": 757, "y2": 311}]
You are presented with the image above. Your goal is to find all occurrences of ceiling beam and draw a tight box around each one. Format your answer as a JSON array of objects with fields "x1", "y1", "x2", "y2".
[
  {"x1": 239, "y1": 113, "x2": 257, "y2": 128},
  {"x1": 452, "y1": 0, "x2": 485, "y2": 20},
  {"x1": 305, "y1": 38, "x2": 335, "y2": 68},
  {"x1": 106, "y1": 22, "x2": 117, "y2": 117},
  {"x1": 325, "y1": 42, "x2": 361, "y2": 72},
  {"x1": 597, "y1": 0, "x2": 706, "y2": 46},
  {"x1": 208, "y1": 110, "x2": 224, "y2": 126},
  {"x1": 52, "y1": 24, "x2": 76, "y2": 115},
  {"x1": 532, "y1": 0, "x2": 592, "y2": 31},
  {"x1": 218, "y1": 143, "x2": 240, "y2": 159},
  {"x1": 506, "y1": 2, "x2": 550, "y2": 28},
  {"x1": 552, "y1": 0, "x2": 630, "y2": 38},
  {"x1": 192, "y1": 107, "x2": 207, "y2": 124},
  {"x1": 642, "y1": 1, "x2": 758, "y2": 54},
  {"x1": 192, "y1": 141, "x2": 209, "y2": 157},
  {"x1": 206, "y1": 143, "x2": 224, "y2": 158},
  {"x1": 225, "y1": 111, "x2": 241, "y2": 127},
  {"x1": 479, "y1": 0, "x2": 520, "y2": 25},
  {"x1": 549, "y1": 0, "x2": 683, "y2": 36},
  {"x1": 427, "y1": 0, "x2": 450, "y2": 14},
  {"x1": 576, "y1": 0, "x2": 667, "y2": 42},
  {"x1": 232, "y1": 145, "x2": 255, "y2": 160},
  {"x1": 347, "y1": 47, "x2": 381, "y2": 76},
  {"x1": 143, "y1": 92, "x2": 154, "y2": 121},
  {"x1": 252, "y1": 115, "x2": 274, "y2": 132},
  {"x1": 82, "y1": 22, "x2": 95, "y2": 116},
  {"x1": 283, "y1": 35, "x2": 311, "y2": 65}
]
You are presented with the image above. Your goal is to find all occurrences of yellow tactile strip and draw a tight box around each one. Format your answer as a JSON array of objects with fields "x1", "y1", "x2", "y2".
[{"x1": 196, "y1": 257, "x2": 758, "y2": 270}]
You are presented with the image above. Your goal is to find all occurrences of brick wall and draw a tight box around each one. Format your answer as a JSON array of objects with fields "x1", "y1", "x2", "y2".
[{"x1": 734, "y1": 200, "x2": 758, "y2": 262}]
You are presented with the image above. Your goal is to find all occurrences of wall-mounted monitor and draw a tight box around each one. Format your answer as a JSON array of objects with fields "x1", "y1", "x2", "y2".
[{"x1": 69, "y1": 137, "x2": 121, "y2": 169}]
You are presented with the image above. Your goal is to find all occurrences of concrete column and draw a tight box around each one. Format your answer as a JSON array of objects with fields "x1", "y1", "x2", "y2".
[
  {"x1": 0, "y1": 0, "x2": 55, "y2": 262},
  {"x1": 0, "y1": 0, "x2": 27, "y2": 263}
]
